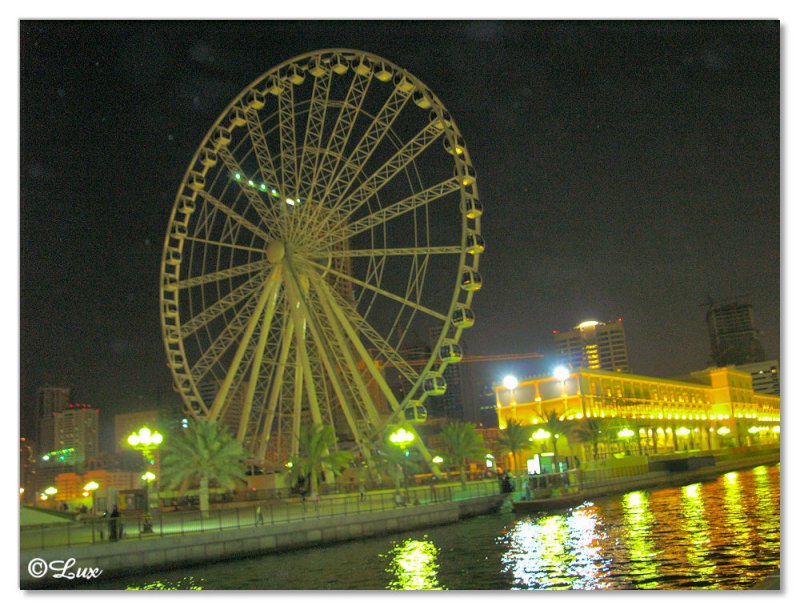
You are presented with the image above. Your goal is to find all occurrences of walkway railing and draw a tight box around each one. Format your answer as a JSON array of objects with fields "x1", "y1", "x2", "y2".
[{"x1": 20, "y1": 479, "x2": 503, "y2": 551}]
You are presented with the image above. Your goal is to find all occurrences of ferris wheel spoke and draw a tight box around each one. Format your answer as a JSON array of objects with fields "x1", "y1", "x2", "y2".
[
  {"x1": 277, "y1": 86, "x2": 299, "y2": 199},
  {"x1": 182, "y1": 234, "x2": 267, "y2": 255},
  {"x1": 331, "y1": 246, "x2": 464, "y2": 258},
  {"x1": 330, "y1": 119, "x2": 444, "y2": 218},
  {"x1": 331, "y1": 178, "x2": 462, "y2": 244},
  {"x1": 297, "y1": 70, "x2": 333, "y2": 203},
  {"x1": 244, "y1": 107, "x2": 283, "y2": 197},
  {"x1": 165, "y1": 259, "x2": 268, "y2": 291},
  {"x1": 320, "y1": 85, "x2": 413, "y2": 213},
  {"x1": 209, "y1": 267, "x2": 282, "y2": 421},
  {"x1": 197, "y1": 189, "x2": 272, "y2": 242},
  {"x1": 180, "y1": 272, "x2": 266, "y2": 337},
  {"x1": 324, "y1": 282, "x2": 420, "y2": 386},
  {"x1": 311, "y1": 72, "x2": 372, "y2": 206},
  {"x1": 303, "y1": 258, "x2": 447, "y2": 322},
  {"x1": 216, "y1": 146, "x2": 282, "y2": 227}
]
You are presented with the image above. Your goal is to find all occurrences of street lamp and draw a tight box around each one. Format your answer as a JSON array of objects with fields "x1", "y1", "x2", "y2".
[
  {"x1": 128, "y1": 426, "x2": 163, "y2": 524},
  {"x1": 502, "y1": 374, "x2": 519, "y2": 408},
  {"x1": 83, "y1": 481, "x2": 99, "y2": 515},
  {"x1": 140, "y1": 472, "x2": 156, "y2": 533},
  {"x1": 389, "y1": 428, "x2": 415, "y2": 500}
]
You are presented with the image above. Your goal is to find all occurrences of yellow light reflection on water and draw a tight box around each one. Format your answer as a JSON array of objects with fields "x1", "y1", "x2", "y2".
[
  {"x1": 680, "y1": 483, "x2": 714, "y2": 580},
  {"x1": 621, "y1": 490, "x2": 660, "y2": 588},
  {"x1": 721, "y1": 467, "x2": 754, "y2": 561},
  {"x1": 384, "y1": 537, "x2": 444, "y2": 590},
  {"x1": 126, "y1": 577, "x2": 203, "y2": 590}
]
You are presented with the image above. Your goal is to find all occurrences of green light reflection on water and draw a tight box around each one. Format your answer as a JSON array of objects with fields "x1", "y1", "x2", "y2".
[
  {"x1": 383, "y1": 536, "x2": 444, "y2": 590},
  {"x1": 621, "y1": 490, "x2": 660, "y2": 588}
]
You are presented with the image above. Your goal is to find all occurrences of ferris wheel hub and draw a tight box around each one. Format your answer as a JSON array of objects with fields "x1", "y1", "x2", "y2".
[{"x1": 266, "y1": 240, "x2": 286, "y2": 263}]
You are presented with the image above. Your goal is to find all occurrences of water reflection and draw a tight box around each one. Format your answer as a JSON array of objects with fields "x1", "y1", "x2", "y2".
[
  {"x1": 384, "y1": 536, "x2": 444, "y2": 590},
  {"x1": 680, "y1": 483, "x2": 714, "y2": 582},
  {"x1": 621, "y1": 491, "x2": 660, "y2": 588},
  {"x1": 125, "y1": 576, "x2": 204, "y2": 590},
  {"x1": 75, "y1": 465, "x2": 780, "y2": 591},
  {"x1": 500, "y1": 502, "x2": 610, "y2": 589}
]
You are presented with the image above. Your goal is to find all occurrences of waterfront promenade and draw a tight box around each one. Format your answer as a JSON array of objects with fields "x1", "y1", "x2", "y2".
[
  {"x1": 20, "y1": 445, "x2": 780, "y2": 588},
  {"x1": 21, "y1": 480, "x2": 505, "y2": 588}
]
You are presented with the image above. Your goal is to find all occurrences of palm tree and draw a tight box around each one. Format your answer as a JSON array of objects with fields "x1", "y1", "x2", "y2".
[
  {"x1": 438, "y1": 422, "x2": 487, "y2": 486},
  {"x1": 286, "y1": 424, "x2": 353, "y2": 498},
  {"x1": 159, "y1": 420, "x2": 249, "y2": 517},
  {"x1": 496, "y1": 420, "x2": 533, "y2": 476},
  {"x1": 569, "y1": 418, "x2": 605, "y2": 463},
  {"x1": 542, "y1": 410, "x2": 572, "y2": 466},
  {"x1": 369, "y1": 440, "x2": 413, "y2": 493}
]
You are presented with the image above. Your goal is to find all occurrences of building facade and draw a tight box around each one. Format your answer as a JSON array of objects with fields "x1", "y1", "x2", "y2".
[
  {"x1": 53, "y1": 404, "x2": 99, "y2": 462},
  {"x1": 732, "y1": 360, "x2": 780, "y2": 396},
  {"x1": 494, "y1": 366, "x2": 780, "y2": 459},
  {"x1": 553, "y1": 319, "x2": 630, "y2": 373},
  {"x1": 706, "y1": 302, "x2": 766, "y2": 366},
  {"x1": 35, "y1": 386, "x2": 73, "y2": 454}
]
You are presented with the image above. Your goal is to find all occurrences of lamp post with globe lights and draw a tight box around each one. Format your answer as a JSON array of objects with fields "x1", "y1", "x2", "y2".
[
  {"x1": 127, "y1": 427, "x2": 163, "y2": 526},
  {"x1": 389, "y1": 428, "x2": 415, "y2": 502}
]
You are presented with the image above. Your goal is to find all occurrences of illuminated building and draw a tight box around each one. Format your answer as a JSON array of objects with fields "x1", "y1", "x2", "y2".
[
  {"x1": 706, "y1": 301, "x2": 766, "y2": 366},
  {"x1": 494, "y1": 366, "x2": 780, "y2": 456},
  {"x1": 53, "y1": 403, "x2": 99, "y2": 462},
  {"x1": 553, "y1": 319, "x2": 630, "y2": 373},
  {"x1": 35, "y1": 385, "x2": 72, "y2": 454}
]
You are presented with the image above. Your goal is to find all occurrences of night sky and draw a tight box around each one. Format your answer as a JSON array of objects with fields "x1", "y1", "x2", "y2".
[{"x1": 19, "y1": 21, "x2": 780, "y2": 440}]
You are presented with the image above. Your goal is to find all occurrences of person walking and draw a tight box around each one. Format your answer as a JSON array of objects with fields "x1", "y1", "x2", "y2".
[
  {"x1": 255, "y1": 504, "x2": 264, "y2": 526},
  {"x1": 109, "y1": 505, "x2": 120, "y2": 541}
]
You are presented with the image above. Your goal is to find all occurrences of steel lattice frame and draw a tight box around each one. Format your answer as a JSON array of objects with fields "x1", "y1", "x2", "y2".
[{"x1": 160, "y1": 49, "x2": 483, "y2": 474}]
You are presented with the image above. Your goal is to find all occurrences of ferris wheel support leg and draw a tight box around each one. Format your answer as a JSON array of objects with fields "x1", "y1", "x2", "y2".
[
  {"x1": 310, "y1": 273, "x2": 384, "y2": 431},
  {"x1": 284, "y1": 273, "x2": 337, "y2": 485},
  {"x1": 289, "y1": 350, "x2": 304, "y2": 459},
  {"x1": 256, "y1": 315, "x2": 295, "y2": 462},
  {"x1": 316, "y1": 274, "x2": 441, "y2": 477},
  {"x1": 237, "y1": 277, "x2": 282, "y2": 444},
  {"x1": 286, "y1": 265, "x2": 374, "y2": 477},
  {"x1": 209, "y1": 267, "x2": 282, "y2": 422}
]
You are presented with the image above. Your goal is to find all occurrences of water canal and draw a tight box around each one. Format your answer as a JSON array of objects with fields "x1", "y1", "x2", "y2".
[{"x1": 79, "y1": 463, "x2": 780, "y2": 590}]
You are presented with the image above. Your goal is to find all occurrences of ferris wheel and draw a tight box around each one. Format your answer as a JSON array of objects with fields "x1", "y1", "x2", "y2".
[{"x1": 160, "y1": 49, "x2": 483, "y2": 472}]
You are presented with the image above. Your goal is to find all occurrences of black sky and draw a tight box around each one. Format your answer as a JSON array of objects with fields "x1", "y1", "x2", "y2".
[{"x1": 19, "y1": 20, "x2": 780, "y2": 438}]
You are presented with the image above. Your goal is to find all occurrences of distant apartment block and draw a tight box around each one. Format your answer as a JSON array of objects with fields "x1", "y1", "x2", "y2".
[
  {"x1": 706, "y1": 302, "x2": 766, "y2": 366},
  {"x1": 553, "y1": 318, "x2": 631, "y2": 373}
]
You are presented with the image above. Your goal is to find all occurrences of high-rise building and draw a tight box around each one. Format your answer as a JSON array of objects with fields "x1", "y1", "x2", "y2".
[
  {"x1": 733, "y1": 360, "x2": 780, "y2": 396},
  {"x1": 53, "y1": 404, "x2": 99, "y2": 462},
  {"x1": 706, "y1": 302, "x2": 766, "y2": 366},
  {"x1": 553, "y1": 319, "x2": 631, "y2": 373},
  {"x1": 35, "y1": 386, "x2": 72, "y2": 454}
]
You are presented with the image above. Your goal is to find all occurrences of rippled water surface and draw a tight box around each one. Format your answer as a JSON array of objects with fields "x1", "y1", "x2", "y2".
[{"x1": 84, "y1": 464, "x2": 780, "y2": 590}]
